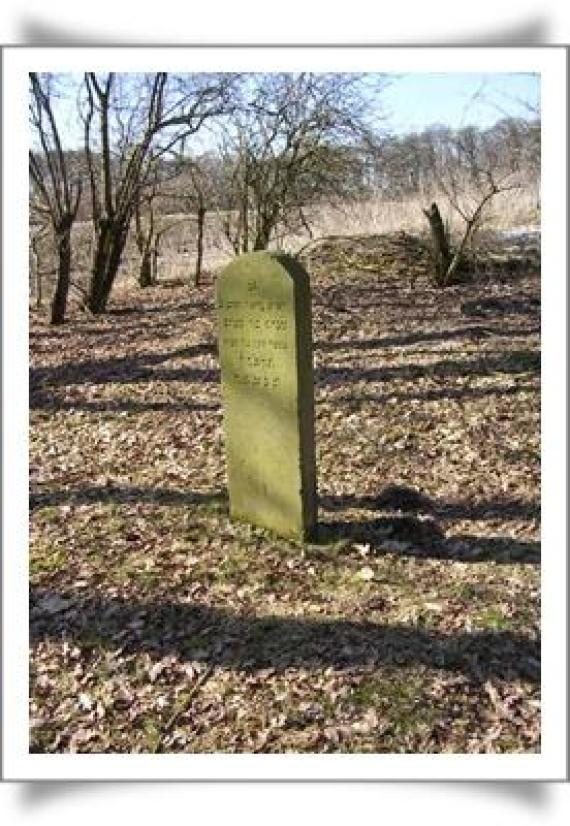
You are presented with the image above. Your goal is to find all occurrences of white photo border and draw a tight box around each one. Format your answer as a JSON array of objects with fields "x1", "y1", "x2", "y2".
[{"x1": 2, "y1": 45, "x2": 567, "y2": 781}]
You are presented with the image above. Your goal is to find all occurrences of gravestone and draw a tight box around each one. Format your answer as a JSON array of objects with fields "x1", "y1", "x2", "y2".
[{"x1": 216, "y1": 252, "x2": 317, "y2": 540}]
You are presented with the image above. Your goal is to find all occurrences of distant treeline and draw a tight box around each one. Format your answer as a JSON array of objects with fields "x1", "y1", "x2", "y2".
[{"x1": 31, "y1": 116, "x2": 540, "y2": 224}]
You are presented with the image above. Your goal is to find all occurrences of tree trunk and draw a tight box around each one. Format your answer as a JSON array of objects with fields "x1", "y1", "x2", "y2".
[
  {"x1": 36, "y1": 264, "x2": 42, "y2": 309},
  {"x1": 253, "y1": 231, "x2": 271, "y2": 251},
  {"x1": 444, "y1": 220, "x2": 476, "y2": 285},
  {"x1": 87, "y1": 219, "x2": 128, "y2": 314},
  {"x1": 151, "y1": 248, "x2": 159, "y2": 283},
  {"x1": 422, "y1": 202, "x2": 451, "y2": 287},
  {"x1": 240, "y1": 187, "x2": 249, "y2": 253},
  {"x1": 134, "y1": 197, "x2": 156, "y2": 288},
  {"x1": 152, "y1": 233, "x2": 161, "y2": 283},
  {"x1": 50, "y1": 228, "x2": 71, "y2": 324},
  {"x1": 138, "y1": 249, "x2": 153, "y2": 287},
  {"x1": 31, "y1": 237, "x2": 42, "y2": 308},
  {"x1": 195, "y1": 204, "x2": 206, "y2": 286},
  {"x1": 253, "y1": 217, "x2": 272, "y2": 251}
]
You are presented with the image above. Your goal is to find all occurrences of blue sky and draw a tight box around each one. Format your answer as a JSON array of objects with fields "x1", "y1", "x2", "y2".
[
  {"x1": 381, "y1": 73, "x2": 539, "y2": 134},
  {"x1": 48, "y1": 72, "x2": 540, "y2": 149}
]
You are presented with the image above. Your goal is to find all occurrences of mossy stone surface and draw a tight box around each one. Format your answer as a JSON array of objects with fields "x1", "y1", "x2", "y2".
[{"x1": 216, "y1": 252, "x2": 317, "y2": 540}]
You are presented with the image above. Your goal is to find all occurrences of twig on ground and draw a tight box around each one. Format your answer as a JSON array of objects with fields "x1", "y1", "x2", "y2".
[{"x1": 158, "y1": 664, "x2": 215, "y2": 749}]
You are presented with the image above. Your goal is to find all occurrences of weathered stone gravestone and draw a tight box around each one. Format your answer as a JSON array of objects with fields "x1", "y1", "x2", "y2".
[{"x1": 216, "y1": 252, "x2": 317, "y2": 540}]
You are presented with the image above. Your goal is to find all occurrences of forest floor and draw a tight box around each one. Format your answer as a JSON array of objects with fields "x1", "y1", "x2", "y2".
[{"x1": 29, "y1": 231, "x2": 540, "y2": 754}]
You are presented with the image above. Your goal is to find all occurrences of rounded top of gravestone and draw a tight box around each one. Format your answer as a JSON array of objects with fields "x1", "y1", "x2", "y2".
[{"x1": 218, "y1": 251, "x2": 310, "y2": 287}]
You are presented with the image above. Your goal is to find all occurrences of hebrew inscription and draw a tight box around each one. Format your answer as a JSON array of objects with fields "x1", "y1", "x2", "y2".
[{"x1": 216, "y1": 252, "x2": 317, "y2": 540}]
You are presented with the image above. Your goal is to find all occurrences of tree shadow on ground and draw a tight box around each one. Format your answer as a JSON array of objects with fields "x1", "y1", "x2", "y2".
[
  {"x1": 29, "y1": 486, "x2": 227, "y2": 510},
  {"x1": 30, "y1": 342, "x2": 217, "y2": 392},
  {"x1": 315, "y1": 324, "x2": 539, "y2": 353},
  {"x1": 106, "y1": 301, "x2": 211, "y2": 316},
  {"x1": 30, "y1": 342, "x2": 220, "y2": 412},
  {"x1": 315, "y1": 518, "x2": 539, "y2": 564},
  {"x1": 320, "y1": 484, "x2": 540, "y2": 522},
  {"x1": 461, "y1": 296, "x2": 540, "y2": 318},
  {"x1": 332, "y1": 382, "x2": 537, "y2": 406},
  {"x1": 316, "y1": 484, "x2": 540, "y2": 564},
  {"x1": 29, "y1": 586, "x2": 540, "y2": 683},
  {"x1": 29, "y1": 483, "x2": 539, "y2": 564},
  {"x1": 29, "y1": 397, "x2": 220, "y2": 414},
  {"x1": 57, "y1": 320, "x2": 205, "y2": 338},
  {"x1": 317, "y1": 350, "x2": 540, "y2": 386}
]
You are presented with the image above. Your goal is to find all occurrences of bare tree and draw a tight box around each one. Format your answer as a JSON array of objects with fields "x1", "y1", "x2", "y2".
[
  {"x1": 216, "y1": 73, "x2": 386, "y2": 254},
  {"x1": 185, "y1": 161, "x2": 208, "y2": 286},
  {"x1": 29, "y1": 219, "x2": 50, "y2": 308},
  {"x1": 179, "y1": 153, "x2": 224, "y2": 286},
  {"x1": 80, "y1": 72, "x2": 236, "y2": 313},
  {"x1": 29, "y1": 73, "x2": 83, "y2": 324},
  {"x1": 422, "y1": 125, "x2": 524, "y2": 286},
  {"x1": 132, "y1": 160, "x2": 181, "y2": 288},
  {"x1": 133, "y1": 179, "x2": 159, "y2": 288}
]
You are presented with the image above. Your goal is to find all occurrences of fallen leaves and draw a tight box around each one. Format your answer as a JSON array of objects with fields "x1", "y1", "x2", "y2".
[
  {"x1": 29, "y1": 233, "x2": 540, "y2": 753},
  {"x1": 32, "y1": 593, "x2": 75, "y2": 616},
  {"x1": 355, "y1": 566, "x2": 375, "y2": 582}
]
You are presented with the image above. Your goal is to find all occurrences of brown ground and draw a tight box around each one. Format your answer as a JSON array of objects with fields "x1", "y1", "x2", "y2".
[{"x1": 29, "y1": 233, "x2": 540, "y2": 754}]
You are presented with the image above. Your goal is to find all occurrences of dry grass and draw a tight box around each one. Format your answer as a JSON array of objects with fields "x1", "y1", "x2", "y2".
[
  {"x1": 148, "y1": 189, "x2": 540, "y2": 283},
  {"x1": 30, "y1": 188, "x2": 540, "y2": 304},
  {"x1": 284, "y1": 190, "x2": 540, "y2": 250},
  {"x1": 127, "y1": 189, "x2": 541, "y2": 276}
]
